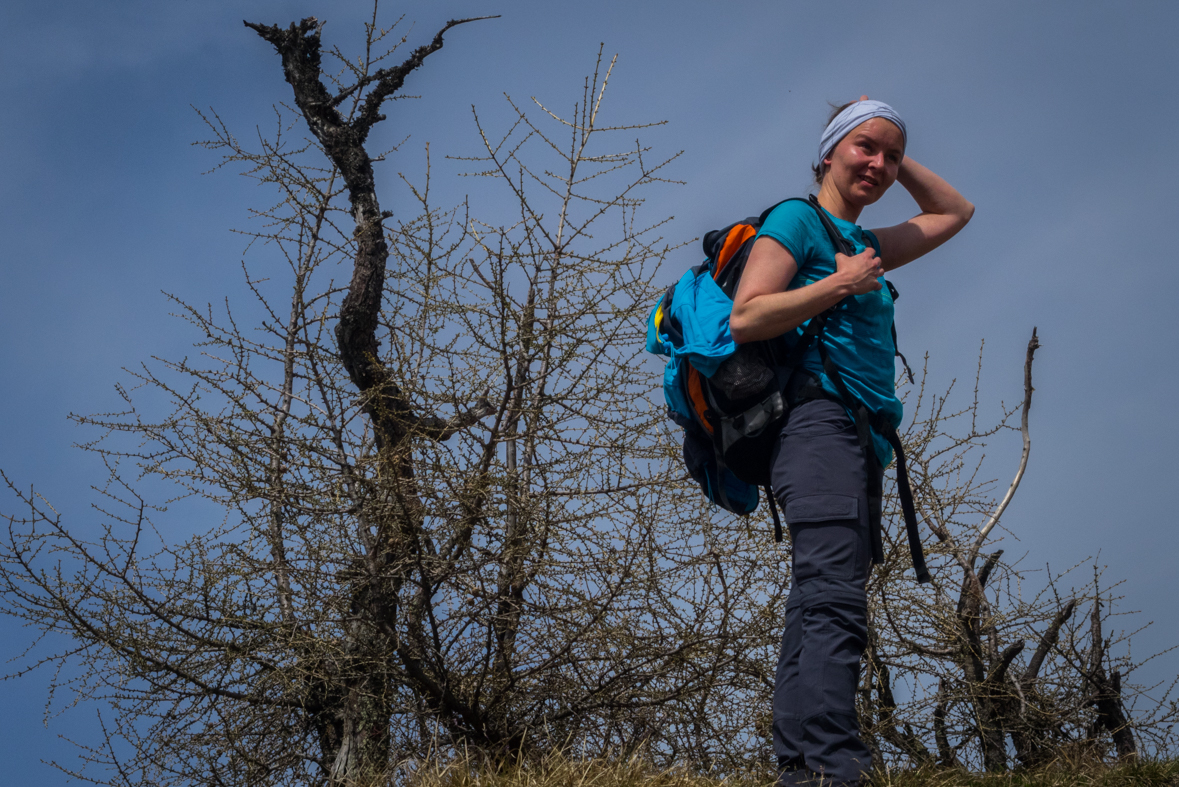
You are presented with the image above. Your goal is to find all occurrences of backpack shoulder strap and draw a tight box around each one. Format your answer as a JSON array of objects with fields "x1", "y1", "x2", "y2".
[
  {"x1": 756, "y1": 197, "x2": 807, "y2": 227},
  {"x1": 805, "y1": 195, "x2": 855, "y2": 256}
]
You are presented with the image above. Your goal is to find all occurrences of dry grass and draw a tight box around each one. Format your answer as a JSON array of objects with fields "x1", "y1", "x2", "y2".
[
  {"x1": 380, "y1": 752, "x2": 1179, "y2": 787},
  {"x1": 872, "y1": 759, "x2": 1179, "y2": 786},
  {"x1": 396, "y1": 753, "x2": 773, "y2": 787}
]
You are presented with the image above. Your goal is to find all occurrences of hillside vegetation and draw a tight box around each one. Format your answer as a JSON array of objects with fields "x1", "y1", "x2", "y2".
[{"x1": 392, "y1": 753, "x2": 1179, "y2": 787}]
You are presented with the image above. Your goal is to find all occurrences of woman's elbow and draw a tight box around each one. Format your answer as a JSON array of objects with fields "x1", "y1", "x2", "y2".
[
  {"x1": 941, "y1": 200, "x2": 974, "y2": 240},
  {"x1": 729, "y1": 308, "x2": 755, "y2": 344}
]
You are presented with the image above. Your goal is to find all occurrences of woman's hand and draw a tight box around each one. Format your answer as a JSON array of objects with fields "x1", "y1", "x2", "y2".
[{"x1": 835, "y1": 247, "x2": 884, "y2": 294}]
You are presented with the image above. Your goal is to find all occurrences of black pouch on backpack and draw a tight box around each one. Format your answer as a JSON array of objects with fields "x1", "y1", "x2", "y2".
[{"x1": 698, "y1": 342, "x2": 789, "y2": 486}]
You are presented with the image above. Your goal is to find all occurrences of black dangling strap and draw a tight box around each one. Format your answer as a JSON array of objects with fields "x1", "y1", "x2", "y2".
[
  {"x1": 878, "y1": 422, "x2": 932, "y2": 584},
  {"x1": 766, "y1": 486, "x2": 783, "y2": 543},
  {"x1": 886, "y1": 282, "x2": 916, "y2": 385},
  {"x1": 892, "y1": 322, "x2": 916, "y2": 385},
  {"x1": 802, "y1": 197, "x2": 928, "y2": 581},
  {"x1": 818, "y1": 343, "x2": 873, "y2": 451}
]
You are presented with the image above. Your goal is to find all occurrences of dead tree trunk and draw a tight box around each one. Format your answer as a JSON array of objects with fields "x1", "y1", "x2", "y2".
[
  {"x1": 247, "y1": 16, "x2": 494, "y2": 781},
  {"x1": 1086, "y1": 598, "x2": 1137, "y2": 760},
  {"x1": 950, "y1": 550, "x2": 1011, "y2": 771},
  {"x1": 933, "y1": 680, "x2": 960, "y2": 768},
  {"x1": 1009, "y1": 599, "x2": 1076, "y2": 768}
]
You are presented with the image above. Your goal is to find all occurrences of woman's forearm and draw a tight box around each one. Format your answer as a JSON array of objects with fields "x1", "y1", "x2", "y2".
[
  {"x1": 897, "y1": 157, "x2": 974, "y2": 222},
  {"x1": 874, "y1": 158, "x2": 974, "y2": 271},
  {"x1": 730, "y1": 273, "x2": 852, "y2": 343}
]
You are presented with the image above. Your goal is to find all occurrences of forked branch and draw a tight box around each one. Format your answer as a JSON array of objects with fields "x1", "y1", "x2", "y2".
[{"x1": 247, "y1": 14, "x2": 495, "y2": 453}]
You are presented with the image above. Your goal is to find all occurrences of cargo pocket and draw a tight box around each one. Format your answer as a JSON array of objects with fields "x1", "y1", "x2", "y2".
[{"x1": 785, "y1": 494, "x2": 863, "y2": 583}]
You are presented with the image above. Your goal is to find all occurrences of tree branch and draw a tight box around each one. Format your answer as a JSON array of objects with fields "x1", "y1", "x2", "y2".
[
  {"x1": 976, "y1": 327, "x2": 1040, "y2": 550},
  {"x1": 352, "y1": 16, "x2": 500, "y2": 138},
  {"x1": 413, "y1": 389, "x2": 493, "y2": 442},
  {"x1": 1022, "y1": 598, "x2": 1076, "y2": 688},
  {"x1": 987, "y1": 640, "x2": 1025, "y2": 684}
]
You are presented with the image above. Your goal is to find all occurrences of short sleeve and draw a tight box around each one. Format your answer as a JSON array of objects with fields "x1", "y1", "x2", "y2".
[
  {"x1": 863, "y1": 228, "x2": 881, "y2": 256},
  {"x1": 755, "y1": 200, "x2": 818, "y2": 266}
]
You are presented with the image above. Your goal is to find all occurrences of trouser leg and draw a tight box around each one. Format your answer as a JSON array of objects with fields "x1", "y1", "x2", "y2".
[
  {"x1": 774, "y1": 600, "x2": 804, "y2": 770},
  {"x1": 775, "y1": 536, "x2": 871, "y2": 785},
  {"x1": 771, "y1": 398, "x2": 876, "y2": 786},
  {"x1": 796, "y1": 583, "x2": 869, "y2": 784}
]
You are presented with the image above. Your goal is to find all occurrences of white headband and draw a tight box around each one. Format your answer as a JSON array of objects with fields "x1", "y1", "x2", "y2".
[{"x1": 817, "y1": 100, "x2": 907, "y2": 165}]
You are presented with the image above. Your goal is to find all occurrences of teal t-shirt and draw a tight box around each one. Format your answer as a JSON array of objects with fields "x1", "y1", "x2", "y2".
[{"x1": 756, "y1": 199, "x2": 903, "y2": 467}]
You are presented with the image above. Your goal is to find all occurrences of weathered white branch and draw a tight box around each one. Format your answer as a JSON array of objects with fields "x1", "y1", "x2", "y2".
[{"x1": 977, "y1": 327, "x2": 1040, "y2": 546}]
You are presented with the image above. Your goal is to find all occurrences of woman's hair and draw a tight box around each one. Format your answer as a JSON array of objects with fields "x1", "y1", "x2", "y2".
[{"x1": 812, "y1": 101, "x2": 856, "y2": 186}]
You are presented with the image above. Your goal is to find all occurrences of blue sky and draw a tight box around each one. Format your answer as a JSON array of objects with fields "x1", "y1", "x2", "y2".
[{"x1": 2, "y1": 0, "x2": 1178, "y2": 781}]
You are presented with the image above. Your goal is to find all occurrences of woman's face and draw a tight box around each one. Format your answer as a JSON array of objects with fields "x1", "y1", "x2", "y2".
[{"x1": 822, "y1": 117, "x2": 905, "y2": 207}]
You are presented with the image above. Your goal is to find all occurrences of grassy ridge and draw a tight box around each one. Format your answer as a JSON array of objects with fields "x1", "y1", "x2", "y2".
[
  {"x1": 393, "y1": 755, "x2": 1179, "y2": 787},
  {"x1": 873, "y1": 760, "x2": 1179, "y2": 786}
]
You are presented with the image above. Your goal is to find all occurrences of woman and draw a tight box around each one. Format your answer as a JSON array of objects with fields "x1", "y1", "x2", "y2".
[{"x1": 729, "y1": 98, "x2": 974, "y2": 786}]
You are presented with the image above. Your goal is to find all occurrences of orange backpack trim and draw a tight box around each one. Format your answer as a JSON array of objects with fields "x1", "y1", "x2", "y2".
[
  {"x1": 685, "y1": 363, "x2": 713, "y2": 434},
  {"x1": 713, "y1": 224, "x2": 757, "y2": 281}
]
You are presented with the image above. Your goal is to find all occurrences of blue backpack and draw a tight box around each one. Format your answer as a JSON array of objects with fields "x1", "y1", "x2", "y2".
[{"x1": 647, "y1": 198, "x2": 832, "y2": 534}]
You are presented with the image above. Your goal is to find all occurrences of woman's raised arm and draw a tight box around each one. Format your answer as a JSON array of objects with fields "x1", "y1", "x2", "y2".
[{"x1": 871, "y1": 157, "x2": 975, "y2": 272}]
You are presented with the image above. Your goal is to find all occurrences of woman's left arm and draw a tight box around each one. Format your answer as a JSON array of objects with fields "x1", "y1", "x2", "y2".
[{"x1": 871, "y1": 157, "x2": 975, "y2": 272}]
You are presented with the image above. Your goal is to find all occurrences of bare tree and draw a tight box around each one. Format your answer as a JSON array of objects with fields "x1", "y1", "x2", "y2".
[{"x1": 0, "y1": 11, "x2": 742, "y2": 785}]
